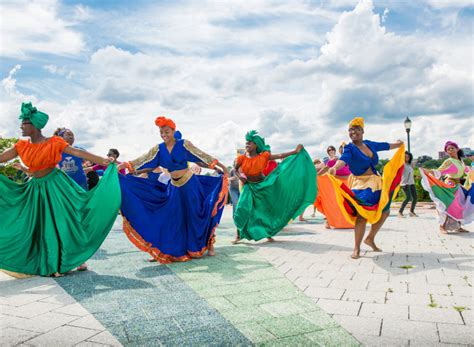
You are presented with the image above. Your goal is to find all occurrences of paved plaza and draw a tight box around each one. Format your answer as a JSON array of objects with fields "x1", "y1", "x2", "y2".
[{"x1": 0, "y1": 205, "x2": 472, "y2": 346}]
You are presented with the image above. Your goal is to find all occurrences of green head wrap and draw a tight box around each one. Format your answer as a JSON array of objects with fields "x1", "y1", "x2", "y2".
[
  {"x1": 245, "y1": 130, "x2": 271, "y2": 154},
  {"x1": 18, "y1": 102, "x2": 49, "y2": 129}
]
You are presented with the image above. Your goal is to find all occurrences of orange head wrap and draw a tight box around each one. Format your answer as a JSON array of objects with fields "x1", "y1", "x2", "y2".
[{"x1": 155, "y1": 116, "x2": 176, "y2": 130}]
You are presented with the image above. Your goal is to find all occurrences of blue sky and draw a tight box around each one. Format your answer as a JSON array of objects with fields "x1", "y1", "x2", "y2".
[{"x1": 1, "y1": 0, "x2": 473, "y2": 162}]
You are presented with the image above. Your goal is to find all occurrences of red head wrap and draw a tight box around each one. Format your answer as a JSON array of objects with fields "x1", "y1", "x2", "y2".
[{"x1": 155, "y1": 116, "x2": 176, "y2": 130}]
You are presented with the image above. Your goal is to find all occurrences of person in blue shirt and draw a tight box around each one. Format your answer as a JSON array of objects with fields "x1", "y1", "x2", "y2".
[
  {"x1": 54, "y1": 128, "x2": 88, "y2": 190},
  {"x1": 328, "y1": 117, "x2": 404, "y2": 259}
]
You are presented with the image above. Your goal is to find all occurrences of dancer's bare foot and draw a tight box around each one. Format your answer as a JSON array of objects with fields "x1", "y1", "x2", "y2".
[
  {"x1": 397, "y1": 212, "x2": 404, "y2": 218},
  {"x1": 439, "y1": 226, "x2": 448, "y2": 234},
  {"x1": 51, "y1": 272, "x2": 64, "y2": 277},
  {"x1": 208, "y1": 245, "x2": 215, "y2": 256},
  {"x1": 364, "y1": 238, "x2": 382, "y2": 252},
  {"x1": 298, "y1": 217, "x2": 307, "y2": 222},
  {"x1": 231, "y1": 237, "x2": 241, "y2": 244},
  {"x1": 76, "y1": 263, "x2": 88, "y2": 271},
  {"x1": 457, "y1": 227, "x2": 470, "y2": 233},
  {"x1": 267, "y1": 237, "x2": 275, "y2": 242},
  {"x1": 409, "y1": 212, "x2": 418, "y2": 217},
  {"x1": 311, "y1": 213, "x2": 316, "y2": 217},
  {"x1": 351, "y1": 250, "x2": 360, "y2": 259},
  {"x1": 325, "y1": 221, "x2": 331, "y2": 229},
  {"x1": 147, "y1": 258, "x2": 157, "y2": 262}
]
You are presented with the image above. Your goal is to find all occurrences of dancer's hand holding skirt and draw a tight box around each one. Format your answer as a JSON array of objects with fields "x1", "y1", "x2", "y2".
[{"x1": 234, "y1": 148, "x2": 317, "y2": 241}]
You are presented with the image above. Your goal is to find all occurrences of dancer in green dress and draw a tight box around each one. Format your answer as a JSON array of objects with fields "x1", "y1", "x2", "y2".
[
  {"x1": 0, "y1": 103, "x2": 121, "y2": 277},
  {"x1": 233, "y1": 130, "x2": 317, "y2": 242}
]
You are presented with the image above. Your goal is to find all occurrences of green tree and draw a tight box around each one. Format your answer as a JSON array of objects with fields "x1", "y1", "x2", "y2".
[{"x1": 0, "y1": 137, "x2": 23, "y2": 181}]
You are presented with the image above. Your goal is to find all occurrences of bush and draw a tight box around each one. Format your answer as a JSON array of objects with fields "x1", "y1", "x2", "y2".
[{"x1": 0, "y1": 137, "x2": 25, "y2": 183}]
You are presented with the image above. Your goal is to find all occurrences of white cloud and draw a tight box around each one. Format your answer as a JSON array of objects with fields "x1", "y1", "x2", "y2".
[
  {"x1": 424, "y1": 0, "x2": 473, "y2": 9},
  {"x1": 0, "y1": 0, "x2": 472, "y2": 164},
  {"x1": 0, "y1": 0, "x2": 84, "y2": 59}
]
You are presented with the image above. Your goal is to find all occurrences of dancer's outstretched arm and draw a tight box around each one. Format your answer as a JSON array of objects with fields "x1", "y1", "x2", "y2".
[
  {"x1": 213, "y1": 161, "x2": 229, "y2": 175},
  {"x1": 64, "y1": 146, "x2": 111, "y2": 166},
  {"x1": 389, "y1": 140, "x2": 403, "y2": 149},
  {"x1": 269, "y1": 144, "x2": 303, "y2": 160},
  {"x1": 327, "y1": 160, "x2": 347, "y2": 176},
  {"x1": 0, "y1": 147, "x2": 18, "y2": 163}
]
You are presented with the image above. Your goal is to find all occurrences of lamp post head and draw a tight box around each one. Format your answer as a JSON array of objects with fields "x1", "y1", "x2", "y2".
[{"x1": 404, "y1": 116, "x2": 412, "y2": 131}]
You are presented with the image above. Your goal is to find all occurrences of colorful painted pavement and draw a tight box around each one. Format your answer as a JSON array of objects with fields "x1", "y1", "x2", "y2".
[{"x1": 54, "y1": 216, "x2": 359, "y2": 346}]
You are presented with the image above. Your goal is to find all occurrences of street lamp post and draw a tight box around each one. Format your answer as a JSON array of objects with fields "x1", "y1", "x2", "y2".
[{"x1": 404, "y1": 117, "x2": 412, "y2": 153}]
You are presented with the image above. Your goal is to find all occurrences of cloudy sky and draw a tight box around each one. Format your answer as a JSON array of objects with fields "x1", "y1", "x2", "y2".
[{"x1": 1, "y1": 0, "x2": 472, "y2": 163}]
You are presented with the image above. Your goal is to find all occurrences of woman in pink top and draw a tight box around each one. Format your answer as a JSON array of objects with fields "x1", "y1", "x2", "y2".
[{"x1": 324, "y1": 144, "x2": 351, "y2": 179}]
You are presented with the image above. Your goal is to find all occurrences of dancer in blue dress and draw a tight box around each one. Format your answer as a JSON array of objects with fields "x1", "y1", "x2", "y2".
[{"x1": 118, "y1": 117, "x2": 228, "y2": 263}]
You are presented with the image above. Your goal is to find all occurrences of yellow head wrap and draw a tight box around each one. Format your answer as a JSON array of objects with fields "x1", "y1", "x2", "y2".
[{"x1": 349, "y1": 117, "x2": 364, "y2": 129}]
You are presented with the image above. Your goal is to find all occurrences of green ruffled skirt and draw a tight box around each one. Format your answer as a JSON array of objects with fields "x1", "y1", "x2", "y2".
[
  {"x1": 0, "y1": 165, "x2": 121, "y2": 276},
  {"x1": 234, "y1": 149, "x2": 317, "y2": 241}
]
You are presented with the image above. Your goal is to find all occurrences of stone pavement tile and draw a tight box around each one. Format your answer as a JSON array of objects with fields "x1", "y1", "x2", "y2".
[
  {"x1": 284, "y1": 269, "x2": 311, "y2": 281},
  {"x1": 409, "y1": 306, "x2": 464, "y2": 324},
  {"x1": 0, "y1": 312, "x2": 29, "y2": 329},
  {"x1": 53, "y1": 302, "x2": 92, "y2": 317},
  {"x1": 258, "y1": 334, "x2": 315, "y2": 346},
  {"x1": 294, "y1": 276, "x2": 332, "y2": 289},
  {"x1": 76, "y1": 342, "x2": 114, "y2": 347},
  {"x1": 304, "y1": 286, "x2": 345, "y2": 300},
  {"x1": 316, "y1": 299, "x2": 361, "y2": 316},
  {"x1": 332, "y1": 315, "x2": 382, "y2": 337},
  {"x1": 431, "y1": 294, "x2": 472, "y2": 308},
  {"x1": 299, "y1": 310, "x2": 340, "y2": 330},
  {"x1": 408, "y1": 283, "x2": 452, "y2": 295},
  {"x1": 308, "y1": 263, "x2": 342, "y2": 273},
  {"x1": 351, "y1": 273, "x2": 390, "y2": 282},
  {"x1": 359, "y1": 303, "x2": 409, "y2": 320},
  {"x1": 409, "y1": 341, "x2": 470, "y2": 347},
  {"x1": 39, "y1": 293, "x2": 77, "y2": 305},
  {"x1": 25, "y1": 325, "x2": 101, "y2": 346},
  {"x1": 448, "y1": 285, "x2": 474, "y2": 297},
  {"x1": 261, "y1": 286, "x2": 302, "y2": 301},
  {"x1": 69, "y1": 314, "x2": 107, "y2": 330},
  {"x1": 437, "y1": 323, "x2": 474, "y2": 345},
  {"x1": 339, "y1": 264, "x2": 375, "y2": 273},
  {"x1": 341, "y1": 289, "x2": 386, "y2": 304},
  {"x1": 329, "y1": 279, "x2": 369, "y2": 291},
  {"x1": 0, "y1": 326, "x2": 41, "y2": 345},
  {"x1": 158, "y1": 324, "x2": 250, "y2": 346},
  {"x1": 0, "y1": 275, "x2": 52, "y2": 292},
  {"x1": 426, "y1": 274, "x2": 469, "y2": 286},
  {"x1": 173, "y1": 311, "x2": 237, "y2": 333},
  {"x1": 317, "y1": 270, "x2": 354, "y2": 280},
  {"x1": 225, "y1": 291, "x2": 275, "y2": 307},
  {"x1": 260, "y1": 298, "x2": 316, "y2": 317},
  {"x1": 367, "y1": 280, "x2": 408, "y2": 293},
  {"x1": 87, "y1": 330, "x2": 122, "y2": 346},
  {"x1": 234, "y1": 322, "x2": 276, "y2": 343},
  {"x1": 306, "y1": 327, "x2": 360, "y2": 346},
  {"x1": 0, "y1": 293, "x2": 51, "y2": 307},
  {"x1": 353, "y1": 334, "x2": 409, "y2": 347},
  {"x1": 0, "y1": 301, "x2": 63, "y2": 318},
  {"x1": 381, "y1": 319, "x2": 439, "y2": 342},
  {"x1": 220, "y1": 306, "x2": 275, "y2": 324},
  {"x1": 257, "y1": 314, "x2": 321, "y2": 338},
  {"x1": 19, "y1": 311, "x2": 80, "y2": 333},
  {"x1": 205, "y1": 296, "x2": 236, "y2": 311},
  {"x1": 460, "y1": 309, "x2": 472, "y2": 325},
  {"x1": 386, "y1": 292, "x2": 430, "y2": 306}
]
